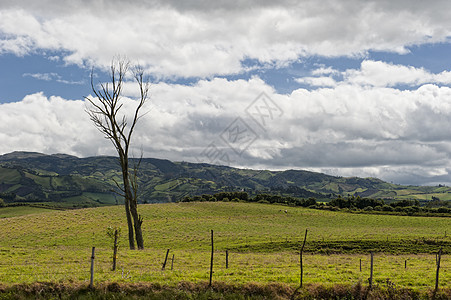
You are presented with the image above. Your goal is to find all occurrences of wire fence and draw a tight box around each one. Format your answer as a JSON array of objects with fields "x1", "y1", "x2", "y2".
[{"x1": 0, "y1": 246, "x2": 448, "y2": 291}]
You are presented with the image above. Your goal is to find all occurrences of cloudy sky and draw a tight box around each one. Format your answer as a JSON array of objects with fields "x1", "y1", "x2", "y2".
[{"x1": 2, "y1": 0, "x2": 451, "y2": 186}]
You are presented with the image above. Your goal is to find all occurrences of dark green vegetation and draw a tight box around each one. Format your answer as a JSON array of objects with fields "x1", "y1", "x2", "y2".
[
  {"x1": 1, "y1": 281, "x2": 450, "y2": 300},
  {"x1": 2, "y1": 151, "x2": 451, "y2": 209},
  {"x1": 182, "y1": 192, "x2": 450, "y2": 217}
]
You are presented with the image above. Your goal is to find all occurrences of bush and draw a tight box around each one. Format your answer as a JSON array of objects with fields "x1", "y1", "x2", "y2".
[
  {"x1": 382, "y1": 205, "x2": 394, "y2": 212},
  {"x1": 438, "y1": 207, "x2": 451, "y2": 213},
  {"x1": 404, "y1": 206, "x2": 420, "y2": 213},
  {"x1": 257, "y1": 200, "x2": 270, "y2": 204},
  {"x1": 0, "y1": 198, "x2": 4, "y2": 207}
]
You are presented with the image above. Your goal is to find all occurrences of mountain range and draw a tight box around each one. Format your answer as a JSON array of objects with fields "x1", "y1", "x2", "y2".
[{"x1": 0, "y1": 151, "x2": 449, "y2": 208}]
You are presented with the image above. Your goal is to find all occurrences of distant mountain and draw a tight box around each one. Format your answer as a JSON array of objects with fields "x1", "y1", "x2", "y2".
[{"x1": 0, "y1": 151, "x2": 449, "y2": 207}]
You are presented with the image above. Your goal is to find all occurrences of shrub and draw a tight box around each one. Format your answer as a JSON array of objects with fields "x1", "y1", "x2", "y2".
[
  {"x1": 404, "y1": 206, "x2": 420, "y2": 213},
  {"x1": 382, "y1": 205, "x2": 394, "y2": 212},
  {"x1": 257, "y1": 200, "x2": 270, "y2": 204},
  {"x1": 438, "y1": 207, "x2": 451, "y2": 213}
]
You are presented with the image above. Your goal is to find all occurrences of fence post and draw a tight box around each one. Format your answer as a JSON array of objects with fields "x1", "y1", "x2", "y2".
[
  {"x1": 171, "y1": 254, "x2": 175, "y2": 270},
  {"x1": 226, "y1": 250, "x2": 229, "y2": 269},
  {"x1": 112, "y1": 229, "x2": 118, "y2": 271},
  {"x1": 209, "y1": 230, "x2": 214, "y2": 287},
  {"x1": 299, "y1": 229, "x2": 308, "y2": 288},
  {"x1": 90, "y1": 247, "x2": 95, "y2": 288},
  {"x1": 434, "y1": 248, "x2": 442, "y2": 296},
  {"x1": 162, "y1": 249, "x2": 170, "y2": 270},
  {"x1": 369, "y1": 252, "x2": 374, "y2": 289}
]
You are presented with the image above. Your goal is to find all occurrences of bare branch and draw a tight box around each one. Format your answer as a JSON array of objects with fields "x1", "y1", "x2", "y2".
[{"x1": 85, "y1": 56, "x2": 148, "y2": 250}]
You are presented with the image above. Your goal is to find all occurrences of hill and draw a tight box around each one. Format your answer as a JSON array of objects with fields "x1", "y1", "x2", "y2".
[{"x1": 1, "y1": 151, "x2": 450, "y2": 207}]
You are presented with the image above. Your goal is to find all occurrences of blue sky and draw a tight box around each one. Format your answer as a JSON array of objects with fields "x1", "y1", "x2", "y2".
[
  {"x1": 2, "y1": 0, "x2": 451, "y2": 186},
  {"x1": 3, "y1": 44, "x2": 451, "y2": 102}
]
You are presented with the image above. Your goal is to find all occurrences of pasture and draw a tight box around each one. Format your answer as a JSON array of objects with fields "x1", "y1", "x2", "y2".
[{"x1": 0, "y1": 202, "x2": 449, "y2": 293}]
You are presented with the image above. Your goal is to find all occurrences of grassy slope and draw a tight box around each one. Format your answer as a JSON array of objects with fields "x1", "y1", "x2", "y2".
[
  {"x1": 0, "y1": 206, "x2": 56, "y2": 218},
  {"x1": 1, "y1": 202, "x2": 449, "y2": 249},
  {"x1": 0, "y1": 202, "x2": 449, "y2": 289}
]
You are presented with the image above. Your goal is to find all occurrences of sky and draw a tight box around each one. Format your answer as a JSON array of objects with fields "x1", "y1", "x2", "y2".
[{"x1": 2, "y1": 0, "x2": 451, "y2": 186}]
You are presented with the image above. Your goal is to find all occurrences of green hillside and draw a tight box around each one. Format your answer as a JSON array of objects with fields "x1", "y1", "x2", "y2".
[{"x1": 1, "y1": 151, "x2": 450, "y2": 207}]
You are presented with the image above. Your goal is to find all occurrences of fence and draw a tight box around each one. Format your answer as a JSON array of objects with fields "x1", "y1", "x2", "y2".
[{"x1": 0, "y1": 242, "x2": 448, "y2": 292}]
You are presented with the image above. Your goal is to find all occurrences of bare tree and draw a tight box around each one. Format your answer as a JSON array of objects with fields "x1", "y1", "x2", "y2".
[{"x1": 85, "y1": 58, "x2": 148, "y2": 250}]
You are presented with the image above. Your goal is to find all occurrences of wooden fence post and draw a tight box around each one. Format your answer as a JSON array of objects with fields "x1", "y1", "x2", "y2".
[
  {"x1": 359, "y1": 259, "x2": 362, "y2": 272},
  {"x1": 209, "y1": 230, "x2": 214, "y2": 287},
  {"x1": 226, "y1": 250, "x2": 229, "y2": 269},
  {"x1": 434, "y1": 248, "x2": 442, "y2": 296},
  {"x1": 112, "y1": 229, "x2": 118, "y2": 271},
  {"x1": 171, "y1": 254, "x2": 175, "y2": 270},
  {"x1": 162, "y1": 249, "x2": 170, "y2": 270},
  {"x1": 369, "y1": 252, "x2": 374, "y2": 289},
  {"x1": 90, "y1": 247, "x2": 95, "y2": 288},
  {"x1": 299, "y1": 229, "x2": 308, "y2": 288}
]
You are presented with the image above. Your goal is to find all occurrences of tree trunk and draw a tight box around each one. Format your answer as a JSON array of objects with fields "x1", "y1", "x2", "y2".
[
  {"x1": 122, "y1": 156, "x2": 143, "y2": 249},
  {"x1": 130, "y1": 199, "x2": 144, "y2": 249},
  {"x1": 121, "y1": 154, "x2": 136, "y2": 250},
  {"x1": 124, "y1": 196, "x2": 135, "y2": 250},
  {"x1": 122, "y1": 152, "x2": 144, "y2": 250}
]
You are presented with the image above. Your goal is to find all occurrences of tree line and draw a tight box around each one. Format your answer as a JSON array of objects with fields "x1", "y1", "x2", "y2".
[
  {"x1": 181, "y1": 192, "x2": 317, "y2": 207},
  {"x1": 181, "y1": 192, "x2": 451, "y2": 214}
]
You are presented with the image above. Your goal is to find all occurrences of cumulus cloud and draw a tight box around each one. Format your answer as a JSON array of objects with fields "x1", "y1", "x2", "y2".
[
  {"x1": 299, "y1": 60, "x2": 451, "y2": 89},
  {"x1": 0, "y1": 93, "x2": 104, "y2": 156},
  {"x1": 295, "y1": 76, "x2": 337, "y2": 87},
  {"x1": 344, "y1": 60, "x2": 451, "y2": 87},
  {"x1": 3, "y1": 1, "x2": 451, "y2": 185},
  {"x1": 2, "y1": 1, "x2": 451, "y2": 77},
  {"x1": 2, "y1": 71, "x2": 451, "y2": 185}
]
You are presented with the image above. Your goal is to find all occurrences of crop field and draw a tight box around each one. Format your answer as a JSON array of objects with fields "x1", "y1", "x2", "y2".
[{"x1": 0, "y1": 202, "x2": 449, "y2": 293}]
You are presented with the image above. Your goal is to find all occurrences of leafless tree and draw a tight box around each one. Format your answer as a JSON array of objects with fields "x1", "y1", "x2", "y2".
[{"x1": 85, "y1": 58, "x2": 148, "y2": 250}]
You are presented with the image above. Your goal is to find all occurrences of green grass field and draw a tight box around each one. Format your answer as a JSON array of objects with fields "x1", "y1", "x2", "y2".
[
  {"x1": 0, "y1": 202, "x2": 449, "y2": 291},
  {"x1": 0, "y1": 206, "x2": 56, "y2": 218}
]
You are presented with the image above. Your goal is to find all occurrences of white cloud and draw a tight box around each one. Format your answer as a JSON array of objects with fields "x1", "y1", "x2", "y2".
[
  {"x1": 298, "y1": 60, "x2": 451, "y2": 88},
  {"x1": 295, "y1": 76, "x2": 337, "y2": 87},
  {"x1": 0, "y1": 92, "x2": 104, "y2": 156},
  {"x1": 3, "y1": 0, "x2": 451, "y2": 185},
  {"x1": 22, "y1": 72, "x2": 84, "y2": 84},
  {"x1": 311, "y1": 66, "x2": 340, "y2": 76},
  {"x1": 3, "y1": 75, "x2": 451, "y2": 185},
  {"x1": 344, "y1": 60, "x2": 451, "y2": 87},
  {"x1": 23, "y1": 72, "x2": 59, "y2": 81},
  {"x1": 2, "y1": 1, "x2": 451, "y2": 77}
]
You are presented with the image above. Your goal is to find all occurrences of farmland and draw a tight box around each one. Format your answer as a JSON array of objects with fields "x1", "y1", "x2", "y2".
[{"x1": 0, "y1": 202, "x2": 449, "y2": 298}]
